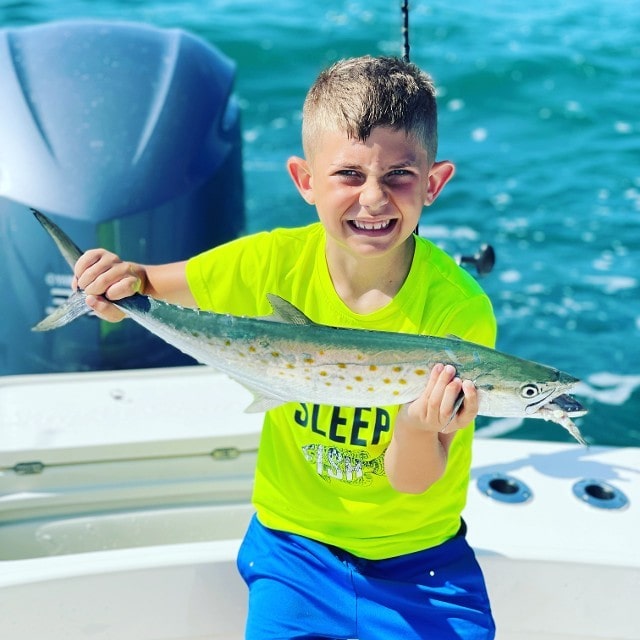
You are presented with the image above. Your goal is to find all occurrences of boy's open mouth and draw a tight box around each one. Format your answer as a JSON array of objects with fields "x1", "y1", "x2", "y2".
[{"x1": 349, "y1": 219, "x2": 397, "y2": 233}]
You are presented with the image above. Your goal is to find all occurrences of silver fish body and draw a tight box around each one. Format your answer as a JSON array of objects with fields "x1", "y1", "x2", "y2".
[{"x1": 31, "y1": 209, "x2": 588, "y2": 444}]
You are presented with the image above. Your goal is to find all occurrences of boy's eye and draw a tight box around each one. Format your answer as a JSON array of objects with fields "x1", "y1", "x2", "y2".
[
  {"x1": 334, "y1": 170, "x2": 365, "y2": 184},
  {"x1": 332, "y1": 168, "x2": 417, "y2": 186},
  {"x1": 385, "y1": 169, "x2": 416, "y2": 184}
]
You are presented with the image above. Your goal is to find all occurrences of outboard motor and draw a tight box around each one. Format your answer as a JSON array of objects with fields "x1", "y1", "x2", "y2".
[{"x1": 0, "y1": 20, "x2": 244, "y2": 374}]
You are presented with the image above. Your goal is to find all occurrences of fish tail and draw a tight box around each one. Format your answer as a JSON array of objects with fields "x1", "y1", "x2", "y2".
[
  {"x1": 31, "y1": 208, "x2": 92, "y2": 331},
  {"x1": 32, "y1": 290, "x2": 91, "y2": 331},
  {"x1": 32, "y1": 208, "x2": 83, "y2": 269}
]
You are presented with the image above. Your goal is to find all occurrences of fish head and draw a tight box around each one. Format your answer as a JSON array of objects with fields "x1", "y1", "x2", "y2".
[
  {"x1": 474, "y1": 365, "x2": 583, "y2": 419},
  {"x1": 471, "y1": 357, "x2": 588, "y2": 445}
]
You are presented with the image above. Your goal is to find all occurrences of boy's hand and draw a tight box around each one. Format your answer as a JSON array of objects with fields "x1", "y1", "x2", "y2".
[
  {"x1": 385, "y1": 364, "x2": 478, "y2": 493},
  {"x1": 397, "y1": 363, "x2": 478, "y2": 435},
  {"x1": 73, "y1": 249, "x2": 146, "y2": 322}
]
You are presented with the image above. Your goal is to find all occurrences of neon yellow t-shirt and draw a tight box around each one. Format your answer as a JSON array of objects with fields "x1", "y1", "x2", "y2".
[{"x1": 186, "y1": 223, "x2": 496, "y2": 559}]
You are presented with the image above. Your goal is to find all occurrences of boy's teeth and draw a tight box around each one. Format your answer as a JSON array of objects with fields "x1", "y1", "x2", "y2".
[{"x1": 353, "y1": 220, "x2": 391, "y2": 231}]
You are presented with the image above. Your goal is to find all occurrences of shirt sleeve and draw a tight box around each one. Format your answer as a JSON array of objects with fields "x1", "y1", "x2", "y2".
[
  {"x1": 185, "y1": 231, "x2": 274, "y2": 315},
  {"x1": 439, "y1": 294, "x2": 497, "y2": 349}
]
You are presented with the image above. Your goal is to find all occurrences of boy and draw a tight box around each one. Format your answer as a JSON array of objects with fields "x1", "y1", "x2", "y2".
[{"x1": 75, "y1": 56, "x2": 497, "y2": 639}]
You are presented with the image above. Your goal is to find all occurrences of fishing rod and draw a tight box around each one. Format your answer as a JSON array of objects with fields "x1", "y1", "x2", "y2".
[{"x1": 401, "y1": 1, "x2": 494, "y2": 275}]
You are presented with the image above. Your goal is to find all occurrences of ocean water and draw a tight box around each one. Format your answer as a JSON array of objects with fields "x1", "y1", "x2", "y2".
[{"x1": 2, "y1": 0, "x2": 639, "y2": 447}]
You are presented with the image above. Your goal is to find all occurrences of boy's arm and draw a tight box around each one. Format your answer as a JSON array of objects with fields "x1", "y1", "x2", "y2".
[
  {"x1": 384, "y1": 363, "x2": 479, "y2": 494},
  {"x1": 73, "y1": 248, "x2": 196, "y2": 321},
  {"x1": 385, "y1": 294, "x2": 495, "y2": 495}
]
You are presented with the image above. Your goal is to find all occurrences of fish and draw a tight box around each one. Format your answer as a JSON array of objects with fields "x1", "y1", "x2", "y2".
[{"x1": 31, "y1": 208, "x2": 588, "y2": 445}]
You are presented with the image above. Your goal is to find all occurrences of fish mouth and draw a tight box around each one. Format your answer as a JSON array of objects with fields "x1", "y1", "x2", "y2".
[
  {"x1": 544, "y1": 393, "x2": 588, "y2": 417},
  {"x1": 535, "y1": 393, "x2": 588, "y2": 445}
]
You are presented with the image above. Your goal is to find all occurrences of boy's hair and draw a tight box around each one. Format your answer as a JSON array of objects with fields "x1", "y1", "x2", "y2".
[{"x1": 302, "y1": 56, "x2": 439, "y2": 162}]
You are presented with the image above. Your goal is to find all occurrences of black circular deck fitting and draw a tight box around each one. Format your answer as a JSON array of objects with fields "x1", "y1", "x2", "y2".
[
  {"x1": 572, "y1": 479, "x2": 629, "y2": 510},
  {"x1": 477, "y1": 473, "x2": 532, "y2": 504}
]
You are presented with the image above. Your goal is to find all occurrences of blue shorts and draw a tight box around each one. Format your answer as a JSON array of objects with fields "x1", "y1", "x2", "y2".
[{"x1": 237, "y1": 515, "x2": 495, "y2": 640}]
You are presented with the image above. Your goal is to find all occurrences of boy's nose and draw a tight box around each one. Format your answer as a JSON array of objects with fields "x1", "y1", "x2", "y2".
[{"x1": 359, "y1": 179, "x2": 388, "y2": 211}]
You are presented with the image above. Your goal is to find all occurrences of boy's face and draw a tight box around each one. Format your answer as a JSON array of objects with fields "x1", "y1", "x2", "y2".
[{"x1": 288, "y1": 126, "x2": 453, "y2": 261}]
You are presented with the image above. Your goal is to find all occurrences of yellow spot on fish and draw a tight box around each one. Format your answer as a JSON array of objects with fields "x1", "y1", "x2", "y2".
[
  {"x1": 369, "y1": 364, "x2": 378, "y2": 371},
  {"x1": 286, "y1": 363, "x2": 295, "y2": 369},
  {"x1": 414, "y1": 369, "x2": 426, "y2": 376},
  {"x1": 249, "y1": 346, "x2": 256, "y2": 353},
  {"x1": 325, "y1": 382, "x2": 332, "y2": 387},
  {"x1": 320, "y1": 371, "x2": 328, "y2": 376},
  {"x1": 319, "y1": 350, "x2": 325, "y2": 355},
  {"x1": 304, "y1": 357, "x2": 314, "y2": 364},
  {"x1": 367, "y1": 386, "x2": 374, "y2": 392},
  {"x1": 271, "y1": 351, "x2": 280, "y2": 358},
  {"x1": 338, "y1": 363, "x2": 347, "y2": 369},
  {"x1": 224, "y1": 339, "x2": 231, "y2": 346},
  {"x1": 346, "y1": 385, "x2": 353, "y2": 391},
  {"x1": 383, "y1": 378, "x2": 391, "y2": 384},
  {"x1": 393, "y1": 366, "x2": 402, "y2": 373},
  {"x1": 355, "y1": 375, "x2": 363, "y2": 382},
  {"x1": 398, "y1": 379, "x2": 407, "y2": 385},
  {"x1": 393, "y1": 390, "x2": 400, "y2": 396}
]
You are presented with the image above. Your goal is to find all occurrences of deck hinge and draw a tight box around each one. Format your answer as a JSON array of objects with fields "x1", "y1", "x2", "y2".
[
  {"x1": 13, "y1": 461, "x2": 46, "y2": 475},
  {"x1": 210, "y1": 447, "x2": 241, "y2": 460}
]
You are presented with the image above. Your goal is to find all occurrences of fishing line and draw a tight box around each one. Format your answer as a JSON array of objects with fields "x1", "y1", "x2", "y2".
[
  {"x1": 402, "y1": 1, "x2": 420, "y2": 236},
  {"x1": 399, "y1": 2, "x2": 495, "y2": 274},
  {"x1": 401, "y1": 0, "x2": 410, "y2": 62}
]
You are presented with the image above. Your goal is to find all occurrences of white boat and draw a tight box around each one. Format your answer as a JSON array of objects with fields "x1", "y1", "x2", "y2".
[{"x1": 0, "y1": 366, "x2": 638, "y2": 640}]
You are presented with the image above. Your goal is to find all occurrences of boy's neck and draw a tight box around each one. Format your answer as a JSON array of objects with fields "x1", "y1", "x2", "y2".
[{"x1": 325, "y1": 236, "x2": 415, "y2": 315}]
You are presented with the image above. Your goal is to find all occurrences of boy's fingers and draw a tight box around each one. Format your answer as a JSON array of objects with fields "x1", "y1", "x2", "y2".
[
  {"x1": 441, "y1": 379, "x2": 463, "y2": 415},
  {"x1": 457, "y1": 379, "x2": 479, "y2": 422},
  {"x1": 74, "y1": 249, "x2": 107, "y2": 283},
  {"x1": 102, "y1": 276, "x2": 142, "y2": 301},
  {"x1": 403, "y1": 364, "x2": 478, "y2": 433},
  {"x1": 75, "y1": 251, "x2": 141, "y2": 301},
  {"x1": 78, "y1": 262, "x2": 122, "y2": 295},
  {"x1": 422, "y1": 362, "x2": 443, "y2": 396},
  {"x1": 85, "y1": 295, "x2": 126, "y2": 322},
  {"x1": 443, "y1": 380, "x2": 478, "y2": 431},
  {"x1": 427, "y1": 364, "x2": 456, "y2": 411}
]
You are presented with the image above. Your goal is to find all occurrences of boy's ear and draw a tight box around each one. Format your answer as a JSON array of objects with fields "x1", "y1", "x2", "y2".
[
  {"x1": 287, "y1": 156, "x2": 315, "y2": 204},
  {"x1": 424, "y1": 160, "x2": 455, "y2": 205}
]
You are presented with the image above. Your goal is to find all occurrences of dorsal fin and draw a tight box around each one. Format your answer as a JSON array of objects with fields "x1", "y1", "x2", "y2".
[{"x1": 266, "y1": 294, "x2": 314, "y2": 326}]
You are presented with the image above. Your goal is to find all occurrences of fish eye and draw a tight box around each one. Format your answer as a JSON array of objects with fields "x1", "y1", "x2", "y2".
[{"x1": 520, "y1": 383, "x2": 540, "y2": 398}]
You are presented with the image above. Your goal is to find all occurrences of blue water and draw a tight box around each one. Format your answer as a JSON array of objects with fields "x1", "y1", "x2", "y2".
[{"x1": 2, "y1": 0, "x2": 639, "y2": 447}]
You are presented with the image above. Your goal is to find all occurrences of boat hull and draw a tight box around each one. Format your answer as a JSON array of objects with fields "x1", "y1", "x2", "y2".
[{"x1": 1, "y1": 367, "x2": 638, "y2": 639}]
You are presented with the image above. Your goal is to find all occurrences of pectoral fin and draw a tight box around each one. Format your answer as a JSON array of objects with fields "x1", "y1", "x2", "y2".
[{"x1": 244, "y1": 392, "x2": 288, "y2": 413}]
